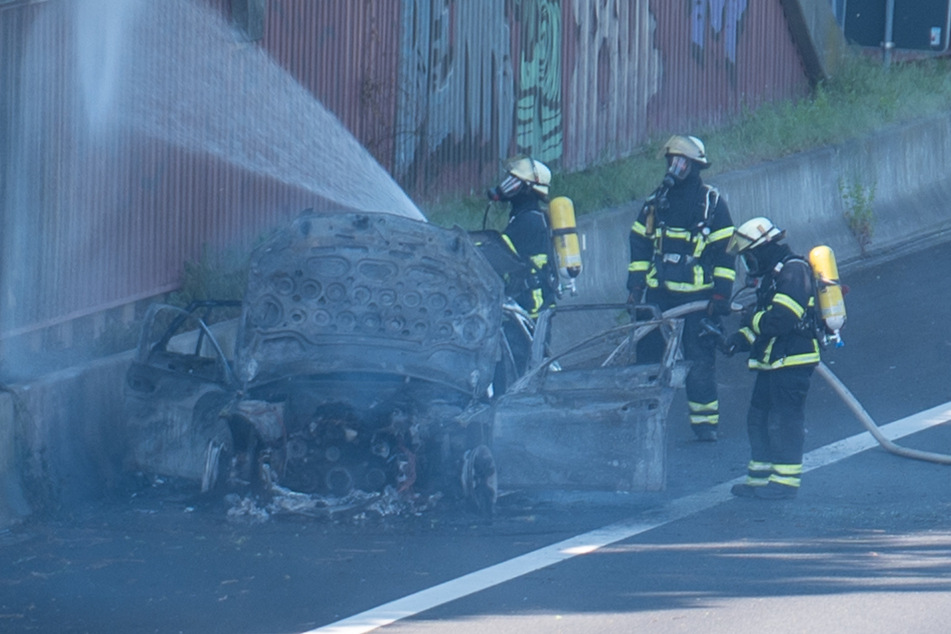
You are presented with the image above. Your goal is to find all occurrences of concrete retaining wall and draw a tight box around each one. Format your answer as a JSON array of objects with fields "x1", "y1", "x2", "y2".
[
  {"x1": 573, "y1": 112, "x2": 951, "y2": 303},
  {"x1": 2, "y1": 112, "x2": 950, "y2": 527}
]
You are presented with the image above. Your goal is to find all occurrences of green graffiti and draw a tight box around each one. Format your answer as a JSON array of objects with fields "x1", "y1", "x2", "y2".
[{"x1": 514, "y1": 0, "x2": 563, "y2": 166}]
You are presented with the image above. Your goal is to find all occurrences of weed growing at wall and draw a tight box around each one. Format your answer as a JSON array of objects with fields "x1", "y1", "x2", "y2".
[
  {"x1": 168, "y1": 245, "x2": 249, "y2": 306},
  {"x1": 839, "y1": 177, "x2": 877, "y2": 255}
]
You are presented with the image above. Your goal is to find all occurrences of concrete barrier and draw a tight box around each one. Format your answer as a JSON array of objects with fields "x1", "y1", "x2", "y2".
[
  {"x1": 0, "y1": 353, "x2": 131, "y2": 526},
  {"x1": 2, "y1": 113, "x2": 950, "y2": 527},
  {"x1": 572, "y1": 112, "x2": 951, "y2": 303}
]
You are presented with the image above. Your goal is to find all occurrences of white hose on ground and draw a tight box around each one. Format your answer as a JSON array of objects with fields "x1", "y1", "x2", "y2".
[
  {"x1": 816, "y1": 361, "x2": 951, "y2": 465},
  {"x1": 638, "y1": 302, "x2": 950, "y2": 464}
]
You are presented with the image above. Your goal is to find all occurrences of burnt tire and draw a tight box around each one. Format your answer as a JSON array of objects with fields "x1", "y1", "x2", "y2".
[
  {"x1": 461, "y1": 444, "x2": 498, "y2": 516},
  {"x1": 200, "y1": 428, "x2": 233, "y2": 494}
]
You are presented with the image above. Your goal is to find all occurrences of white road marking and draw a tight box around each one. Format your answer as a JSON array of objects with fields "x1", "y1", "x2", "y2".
[{"x1": 308, "y1": 401, "x2": 951, "y2": 634}]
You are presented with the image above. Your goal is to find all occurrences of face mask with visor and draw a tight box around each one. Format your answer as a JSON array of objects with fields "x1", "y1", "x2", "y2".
[
  {"x1": 728, "y1": 229, "x2": 769, "y2": 276},
  {"x1": 662, "y1": 155, "x2": 692, "y2": 187},
  {"x1": 487, "y1": 174, "x2": 525, "y2": 201}
]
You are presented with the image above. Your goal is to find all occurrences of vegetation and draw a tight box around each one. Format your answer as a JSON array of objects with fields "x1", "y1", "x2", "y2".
[
  {"x1": 839, "y1": 177, "x2": 877, "y2": 255},
  {"x1": 424, "y1": 53, "x2": 951, "y2": 228},
  {"x1": 169, "y1": 244, "x2": 251, "y2": 305}
]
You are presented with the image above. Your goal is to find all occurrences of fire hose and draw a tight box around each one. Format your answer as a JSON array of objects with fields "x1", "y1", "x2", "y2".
[
  {"x1": 693, "y1": 300, "x2": 951, "y2": 465},
  {"x1": 816, "y1": 362, "x2": 951, "y2": 465}
]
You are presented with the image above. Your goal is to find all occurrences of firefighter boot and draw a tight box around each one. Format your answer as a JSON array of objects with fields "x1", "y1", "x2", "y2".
[
  {"x1": 730, "y1": 483, "x2": 764, "y2": 498},
  {"x1": 693, "y1": 423, "x2": 718, "y2": 442},
  {"x1": 753, "y1": 481, "x2": 798, "y2": 500}
]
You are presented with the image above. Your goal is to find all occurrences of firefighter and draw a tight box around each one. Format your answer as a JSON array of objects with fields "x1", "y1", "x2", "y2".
[
  {"x1": 626, "y1": 135, "x2": 736, "y2": 442},
  {"x1": 722, "y1": 217, "x2": 821, "y2": 500},
  {"x1": 487, "y1": 155, "x2": 558, "y2": 318},
  {"x1": 485, "y1": 156, "x2": 559, "y2": 378}
]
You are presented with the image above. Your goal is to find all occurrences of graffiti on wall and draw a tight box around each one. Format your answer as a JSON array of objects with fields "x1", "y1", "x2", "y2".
[
  {"x1": 690, "y1": 0, "x2": 749, "y2": 76},
  {"x1": 513, "y1": 0, "x2": 563, "y2": 166},
  {"x1": 391, "y1": 0, "x2": 788, "y2": 191},
  {"x1": 395, "y1": 0, "x2": 515, "y2": 184},
  {"x1": 565, "y1": 0, "x2": 662, "y2": 168},
  {"x1": 394, "y1": 0, "x2": 567, "y2": 186}
]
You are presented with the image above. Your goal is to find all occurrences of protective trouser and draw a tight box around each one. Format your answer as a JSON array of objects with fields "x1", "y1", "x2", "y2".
[
  {"x1": 681, "y1": 311, "x2": 719, "y2": 432},
  {"x1": 744, "y1": 364, "x2": 814, "y2": 489},
  {"x1": 635, "y1": 293, "x2": 719, "y2": 435}
]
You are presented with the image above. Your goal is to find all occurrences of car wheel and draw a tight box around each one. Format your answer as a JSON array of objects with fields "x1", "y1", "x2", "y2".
[
  {"x1": 461, "y1": 444, "x2": 497, "y2": 516},
  {"x1": 200, "y1": 429, "x2": 232, "y2": 494}
]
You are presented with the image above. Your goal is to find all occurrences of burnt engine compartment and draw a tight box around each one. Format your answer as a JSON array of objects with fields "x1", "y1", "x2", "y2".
[{"x1": 227, "y1": 374, "x2": 491, "y2": 500}]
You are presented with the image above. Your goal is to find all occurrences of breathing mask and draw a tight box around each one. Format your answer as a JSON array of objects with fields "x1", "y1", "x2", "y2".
[
  {"x1": 662, "y1": 155, "x2": 692, "y2": 187},
  {"x1": 487, "y1": 174, "x2": 524, "y2": 201}
]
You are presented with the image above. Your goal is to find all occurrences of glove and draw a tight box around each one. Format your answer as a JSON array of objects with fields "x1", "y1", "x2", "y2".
[
  {"x1": 739, "y1": 303, "x2": 756, "y2": 328},
  {"x1": 627, "y1": 280, "x2": 645, "y2": 303},
  {"x1": 721, "y1": 331, "x2": 751, "y2": 357},
  {"x1": 707, "y1": 294, "x2": 732, "y2": 316}
]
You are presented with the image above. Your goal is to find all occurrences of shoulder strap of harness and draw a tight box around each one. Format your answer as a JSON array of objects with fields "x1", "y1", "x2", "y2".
[
  {"x1": 702, "y1": 185, "x2": 720, "y2": 223},
  {"x1": 772, "y1": 255, "x2": 809, "y2": 275}
]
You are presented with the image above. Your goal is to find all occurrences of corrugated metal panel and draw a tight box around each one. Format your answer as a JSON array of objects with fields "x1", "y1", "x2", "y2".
[
  {"x1": 0, "y1": 0, "x2": 339, "y2": 338},
  {"x1": 261, "y1": 0, "x2": 402, "y2": 172},
  {"x1": 0, "y1": 0, "x2": 813, "y2": 343},
  {"x1": 562, "y1": 0, "x2": 810, "y2": 170},
  {"x1": 390, "y1": 0, "x2": 518, "y2": 197}
]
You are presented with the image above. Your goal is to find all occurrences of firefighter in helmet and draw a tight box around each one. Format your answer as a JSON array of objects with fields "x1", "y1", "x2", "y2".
[
  {"x1": 627, "y1": 135, "x2": 736, "y2": 441},
  {"x1": 487, "y1": 155, "x2": 558, "y2": 318},
  {"x1": 723, "y1": 217, "x2": 821, "y2": 499},
  {"x1": 485, "y1": 155, "x2": 558, "y2": 379}
]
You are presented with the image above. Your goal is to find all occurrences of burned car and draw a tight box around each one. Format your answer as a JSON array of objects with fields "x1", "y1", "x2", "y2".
[
  {"x1": 123, "y1": 212, "x2": 504, "y2": 515},
  {"x1": 124, "y1": 211, "x2": 693, "y2": 518}
]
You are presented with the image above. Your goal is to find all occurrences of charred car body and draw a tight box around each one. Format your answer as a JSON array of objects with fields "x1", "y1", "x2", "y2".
[
  {"x1": 124, "y1": 210, "x2": 690, "y2": 516},
  {"x1": 124, "y1": 212, "x2": 504, "y2": 513}
]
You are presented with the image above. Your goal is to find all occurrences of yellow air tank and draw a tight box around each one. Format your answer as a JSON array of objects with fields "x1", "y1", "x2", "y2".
[
  {"x1": 548, "y1": 196, "x2": 582, "y2": 279},
  {"x1": 808, "y1": 245, "x2": 846, "y2": 345}
]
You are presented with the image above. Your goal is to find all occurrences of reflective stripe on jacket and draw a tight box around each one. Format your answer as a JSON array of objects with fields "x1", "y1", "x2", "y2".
[
  {"x1": 628, "y1": 183, "x2": 735, "y2": 298},
  {"x1": 740, "y1": 257, "x2": 820, "y2": 370}
]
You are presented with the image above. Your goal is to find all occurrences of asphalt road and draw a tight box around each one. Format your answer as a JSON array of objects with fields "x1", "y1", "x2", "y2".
[{"x1": 2, "y1": 239, "x2": 950, "y2": 634}]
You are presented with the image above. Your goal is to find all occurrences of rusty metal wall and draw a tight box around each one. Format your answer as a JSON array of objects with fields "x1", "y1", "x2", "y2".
[
  {"x1": 260, "y1": 0, "x2": 402, "y2": 175},
  {"x1": 563, "y1": 0, "x2": 810, "y2": 169},
  {"x1": 0, "y1": 0, "x2": 811, "y2": 344}
]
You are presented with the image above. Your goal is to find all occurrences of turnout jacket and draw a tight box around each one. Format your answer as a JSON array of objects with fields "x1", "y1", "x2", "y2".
[
  {"x1": 627, "y1": 177, "x2": 736, "y2": 300},
  {"x1": 503, "y1": 202, "x2": 557, "y2": 316},
  {"x1": 736, "y1": 254, "x2": 821, "y2": 370}
]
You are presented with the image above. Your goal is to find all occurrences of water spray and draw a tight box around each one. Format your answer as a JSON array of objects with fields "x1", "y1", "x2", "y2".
[{"x1": 73, "y1": 0, "x2": 423, "y2": 219}]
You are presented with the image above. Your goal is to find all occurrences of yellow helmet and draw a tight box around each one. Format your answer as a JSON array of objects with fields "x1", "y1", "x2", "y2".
[
  {"x1": 504, "y1": 156, "x2": 551, "y2": 199},
  {"x1": 727, "y1": 217, "x2": 785, "y2": 255},
  {"x1": 658, "y1": 135, "x2": 710, "y2": 167}
]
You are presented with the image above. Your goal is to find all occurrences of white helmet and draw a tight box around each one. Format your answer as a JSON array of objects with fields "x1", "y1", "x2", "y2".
[
  {"x1": 504, "y1": 156, "x2": 551, "y2": 199},
  {"x1": 727, "y1": 217, "x2": 786, "y2": 255},
  {"x1": 659, "y1": 135, "x2": 710, "y2": 167}
]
